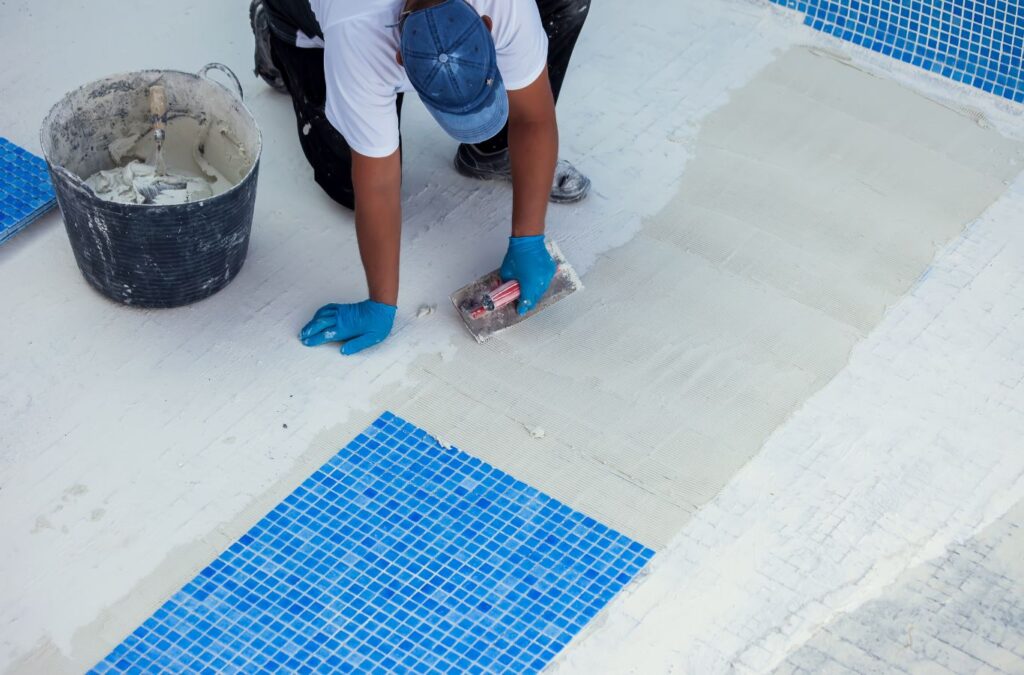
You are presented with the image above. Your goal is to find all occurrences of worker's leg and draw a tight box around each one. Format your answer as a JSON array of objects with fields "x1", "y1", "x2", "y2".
[
  {"x1": 269, "y1": 35, "x2": 405, "y2": 210},
  {"x1": 269, "y1": 35, "x2": 357, "y2": 209},
  {"x1": 538, "y1": 0, "x2": 592, "y2": 102},
  {"x1": 456, "y1": 0, "x2": 592, "y2": 203},
  {"x1": 250, "y1": 0, "x2": 288, "y2": 93}
]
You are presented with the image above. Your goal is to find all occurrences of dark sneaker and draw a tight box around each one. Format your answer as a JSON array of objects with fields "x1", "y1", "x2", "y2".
[
  {"x1": 454, "y1": 144, "x2": 592, "y2": 204},
  {"x1": 250, "y1": 0, "x2": 288, "y2": 94},
  {"x1": 454, "y1": 144, "x2": 513, "y2": 181},
  {"x1": 549, "y1": 158, "x2": 593, "y2": 204}
]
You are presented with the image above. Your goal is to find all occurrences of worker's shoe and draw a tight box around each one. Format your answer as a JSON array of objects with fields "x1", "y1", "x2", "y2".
[
  {"x1": 250, "y1": 0, "x2": 288, "y2": 94},
  {"x1": 454, "y1": 144, "x2": 592, "y2": 204}
]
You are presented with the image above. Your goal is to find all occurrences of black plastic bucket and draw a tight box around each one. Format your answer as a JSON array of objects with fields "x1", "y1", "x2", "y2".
[{"x1": 40, "y1": 64, "x2": 262, "y2": 308}]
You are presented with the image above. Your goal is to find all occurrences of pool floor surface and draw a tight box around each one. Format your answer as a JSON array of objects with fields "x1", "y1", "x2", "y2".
[{"x1": 2, "y1": 0, "x2": 1023, "y2": 672}]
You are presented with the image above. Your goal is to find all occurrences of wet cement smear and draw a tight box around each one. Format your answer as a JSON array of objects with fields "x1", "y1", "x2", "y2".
[
  {"x1": 85, "y1": 161, "x2": 218, "y2": 205},
  {"x1": 379, "y1": 47, "x2": 1024, "y2": 549},
  {"x1": 556, "y1": 172, "x2": 1024, "y2": 673},
  {"x1": 83, "y1": 117, "x2": 239, "y2": 205}
]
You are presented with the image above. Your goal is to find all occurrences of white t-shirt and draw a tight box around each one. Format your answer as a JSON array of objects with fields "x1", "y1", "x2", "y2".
[{"x1": 308, "y1": 0, "x2": 548, "y2": 157}]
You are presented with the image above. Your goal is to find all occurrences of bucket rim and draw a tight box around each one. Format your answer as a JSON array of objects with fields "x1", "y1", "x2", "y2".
[{"x1": 39, "y1": 66, "x2": 263, "y2": 209}]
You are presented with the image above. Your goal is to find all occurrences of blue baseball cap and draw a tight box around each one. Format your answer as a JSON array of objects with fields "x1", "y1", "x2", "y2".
[{"x1": 400, "y1": 0, "x2": 508, "y2": 144}]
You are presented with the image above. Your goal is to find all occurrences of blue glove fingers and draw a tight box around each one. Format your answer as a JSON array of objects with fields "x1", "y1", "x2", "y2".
[
  {"x1": 501, "y1": 235, "x2": 556, "y2": 316},
  {"x1": 312, "y1": 304, "x2": 341, "y2": 322},
  {"x1": 302, "y1": 325, "x2": 361, "y2": 347},
  {"x1": 300, "y1": 317, "x2": 335, "y2": 341},
  {"x1": 338, "y1": 302, "x2": 396, "y2": 355},
  {"x1": 303, "y1": 307, "x2": 367, "y2": 346},
  {"x1": 517, "y1": 267, "x2": 556, "y2": 315},
  {"x1": 299, "y1": 300, "x2": 396, "y2": 354},
  {"x1": 299, "y1": 304, "x2": 346, "y2": 339},
  {"x1": 341, "y1": 333, "x2": 385, "y2": 356}
]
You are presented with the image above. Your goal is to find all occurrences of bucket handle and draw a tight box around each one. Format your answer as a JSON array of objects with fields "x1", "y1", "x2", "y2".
[{"x1": 198, "y1": 63, "x2": 245, "y2": 101}]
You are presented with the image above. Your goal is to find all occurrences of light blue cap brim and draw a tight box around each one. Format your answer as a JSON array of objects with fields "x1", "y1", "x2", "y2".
[{"x1": 422, "y1": 79, "x2": 509, "y2": 145}]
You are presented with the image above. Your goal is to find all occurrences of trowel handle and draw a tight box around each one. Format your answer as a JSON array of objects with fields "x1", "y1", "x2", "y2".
[
  {"x1": 149, "y1": 85, "x2": 168, "y2": 132},
  {"x1": 469, "y1": 280, "x2": 520, "y2": 319},
  {"x1": 487, "y1": 280, "x2": 521, "y2": 310}
]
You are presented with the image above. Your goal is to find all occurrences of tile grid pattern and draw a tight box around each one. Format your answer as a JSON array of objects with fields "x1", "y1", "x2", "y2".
[
  {"x1": 90, "y1": 413, "x2": 654, "y2": 674},
  {"x1": 771, "y1": 0, "x2": 1024, "y2": 102},
  {"x1": 0, "y1": 138, "x2": 56, "y2": 245},
  {"x1": 777, "y1": 501, "x2": 1024, "y2": 674}
]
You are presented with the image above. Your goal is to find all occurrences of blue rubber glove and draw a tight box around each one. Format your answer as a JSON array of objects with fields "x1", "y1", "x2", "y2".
[
  {"x1": 299, "y1": 300, "x2": 397, "y2": 356},
  {"x1": 500, "y1": 235, "x2": 557, "y2": 316}
]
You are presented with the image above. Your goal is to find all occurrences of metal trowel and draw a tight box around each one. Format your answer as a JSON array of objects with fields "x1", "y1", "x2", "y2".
[{"x1": 450, "y1": 241, "x2": 583, "y2": 343}]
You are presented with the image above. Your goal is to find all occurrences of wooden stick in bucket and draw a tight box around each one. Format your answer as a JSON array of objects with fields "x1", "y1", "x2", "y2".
[{"x1": 149, "y1": 85, "x2": 168, "y2": 175}]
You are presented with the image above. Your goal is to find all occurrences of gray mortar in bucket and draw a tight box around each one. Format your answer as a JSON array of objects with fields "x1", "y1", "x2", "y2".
[{"x1": 40, "y1": 64, "x2": 263, "y2": 308}]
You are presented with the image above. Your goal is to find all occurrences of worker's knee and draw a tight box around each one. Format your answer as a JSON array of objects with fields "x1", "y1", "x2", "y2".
[{"x1": 314, "y1": 172, "x2": 355, "y2": 210}]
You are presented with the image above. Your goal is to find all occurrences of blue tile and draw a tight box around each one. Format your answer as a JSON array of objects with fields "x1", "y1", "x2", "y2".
[
  {"x1": 90, "y1": 413, "x2": 655, "y2": 674},
  {"x1": 773, "y1": 0, "x2": 1024, "y2": 102},
  {"x1": 0, "y1": 138, "x2": 56, "y2": 245}
]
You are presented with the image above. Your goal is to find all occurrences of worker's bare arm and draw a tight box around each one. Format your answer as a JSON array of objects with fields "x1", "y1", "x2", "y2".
[
  {"x1": 507, "y1": 67, "x2": 558, "y2": 237},
  {"x1": 351, "y1": 148, "x2": 403, "y2": 306},
  {"x1": 297, "y1": 148, "x2": 401, "y2": 356}
]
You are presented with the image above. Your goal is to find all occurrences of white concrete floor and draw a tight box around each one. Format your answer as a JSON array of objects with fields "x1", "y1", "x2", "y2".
[
  {"x1": 554, "y1": 169, "x2": 1024, "y2": 673},
  {"x1": 2, "y1": 0, "x2": 1023, "y2": 673}
]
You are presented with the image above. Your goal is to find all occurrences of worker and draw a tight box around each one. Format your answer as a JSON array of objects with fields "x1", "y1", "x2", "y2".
[{"x1": 250, "y1": 0, "x2": 591, "y2": 354}]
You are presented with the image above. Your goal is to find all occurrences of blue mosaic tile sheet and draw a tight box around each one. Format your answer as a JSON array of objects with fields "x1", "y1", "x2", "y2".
[
  {"x1": 772, "y1": 0, "x2": 1024, "y2": 103},
  {"x1": 91, "y1": 412, "x2": 655, "y2": 674},
  {"x1": 0, "y1": 137, "x2": 56, "y2": 245}
]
